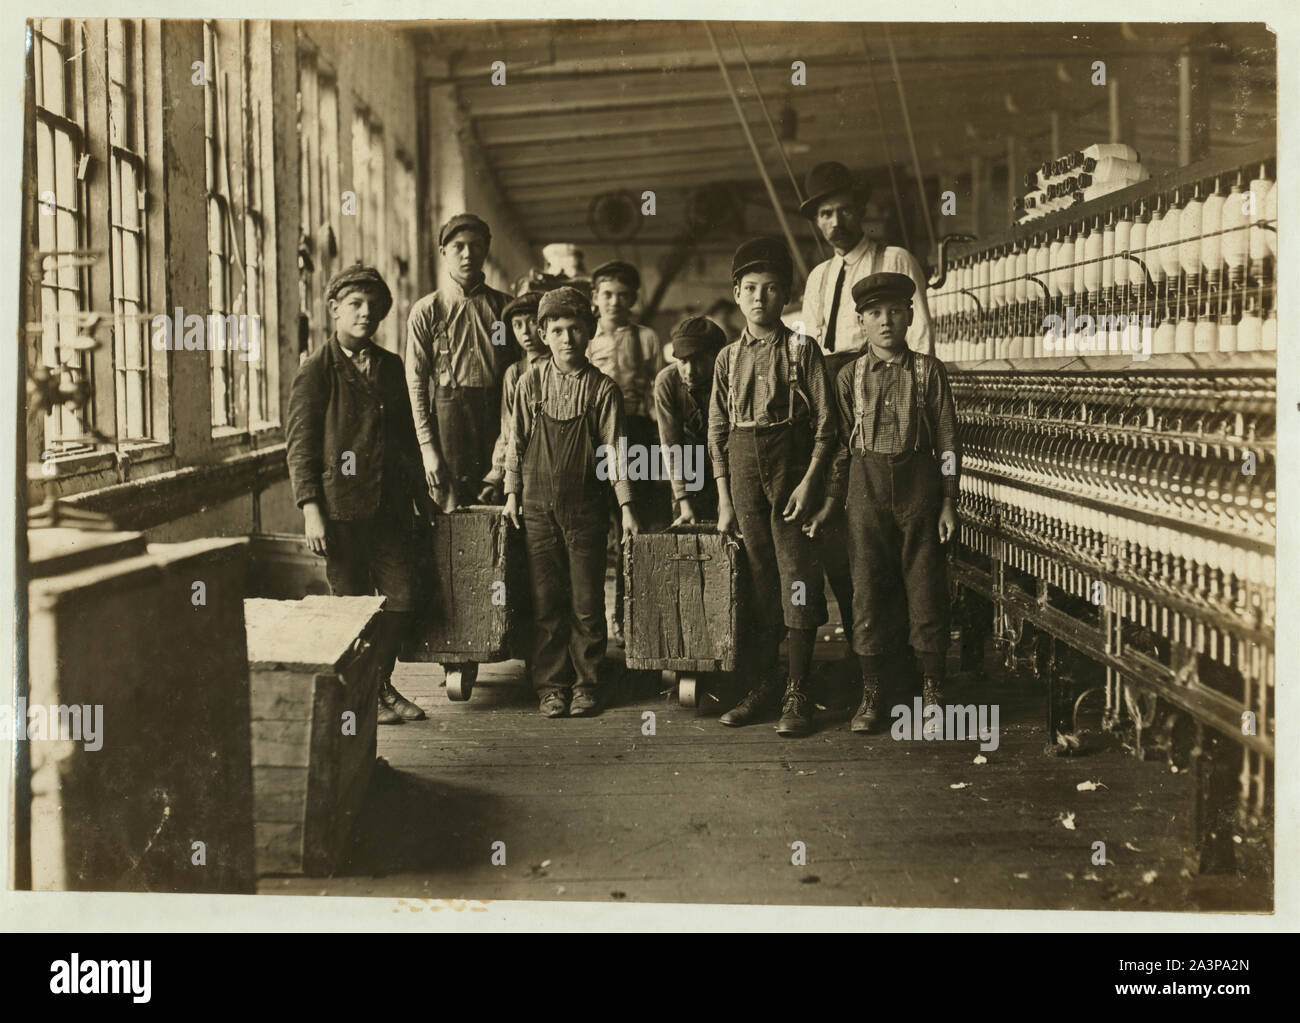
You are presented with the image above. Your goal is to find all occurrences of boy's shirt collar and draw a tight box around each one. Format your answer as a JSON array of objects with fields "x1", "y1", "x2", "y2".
[
  {"x1": 549, "y1": 356, "x2": 590, "y2": 378},
  {"x1": 446, "y1": 273, "x2": 487, "y2": 298},
  {"x1": 867, "y1": 343, "x2": 910, "y2": 369},
  {"x1": 740, "y1": 322, "x2": 785, "y2": 346}
]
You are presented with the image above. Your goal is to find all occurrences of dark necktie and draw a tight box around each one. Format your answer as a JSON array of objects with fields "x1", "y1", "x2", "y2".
[{"x1": 825, "y1": 262, "x2": 847, "y2": 352}]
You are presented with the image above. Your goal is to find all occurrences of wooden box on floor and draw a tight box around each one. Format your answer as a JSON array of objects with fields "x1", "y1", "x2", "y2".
[
  {"x1": 24, "y1": 531, "x2": 256, "y2": 893},
  {"x1": 624, "y1": 525, "x2": 742, "y2": 704},
  {"x1": 244, "y1": 595, "x2": 385, "y2": 876},
  {"x1": 402, "y1": 506, "x2": 529, "y2": 698}
]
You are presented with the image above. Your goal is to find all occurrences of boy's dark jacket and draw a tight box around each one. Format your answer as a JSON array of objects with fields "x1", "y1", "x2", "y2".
[{"x1": 286, "y1": 336, "x2": 423, "y2": 519}]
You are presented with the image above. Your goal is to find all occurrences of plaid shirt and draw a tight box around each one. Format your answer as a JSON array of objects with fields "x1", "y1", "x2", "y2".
[
  {"x1": 831, "y1": 345, "x2": 961, "y2": 499},
  {"x1": 706, "y1": 324, "x2": 836, "y2": 480},
  {"x1": 503, "y1": 359, "x2": 633, "y2": 506}
]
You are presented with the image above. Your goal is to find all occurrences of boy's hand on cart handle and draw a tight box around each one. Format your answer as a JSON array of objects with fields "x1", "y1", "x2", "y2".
[
  {"x1": 671, "y1": 498, "x2": 697, "y2": 527},
  {"x1": 303, "y1": 502, "x2": 328, "y2": 556},
  {"x1": 782, "y1": 480, "x2": 814, "y2": 524},
  {"x1": 938, "y1": 498, "x2": 958, "y2": 544},
  {"x1": 621, "y1": 503, "x2": 641, "y2": 538},
  {"x1": 502, "y1": 493, "x2": 522, "y2": 529},
  {"x1": 717, "y1": 506, "x2": 739, "y2": 537}
]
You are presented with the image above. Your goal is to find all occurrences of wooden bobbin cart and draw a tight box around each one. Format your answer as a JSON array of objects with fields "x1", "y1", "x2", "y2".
[
  {"x1": 402, "y1": 505, "x2": 530, "y2": 701},
  {"x1": 623, "y1": 523, "x2": 743, "y2": 707}
]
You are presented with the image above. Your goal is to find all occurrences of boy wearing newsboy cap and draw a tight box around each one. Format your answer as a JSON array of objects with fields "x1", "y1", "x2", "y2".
[
  {"x1": 828, "y1": 271, "x2": 960, "y2": 734},
  {"x1": 287, "y1": 263, "x2": 427, "y2": 726}
]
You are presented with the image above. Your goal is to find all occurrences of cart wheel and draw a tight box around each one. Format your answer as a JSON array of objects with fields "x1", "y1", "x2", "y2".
[
  {"x1": 678, "y1": 673, "x2": 699, "y2": 708},
  {"x1": 445, "y1": 663, "x2": 478, "y2": 702}
]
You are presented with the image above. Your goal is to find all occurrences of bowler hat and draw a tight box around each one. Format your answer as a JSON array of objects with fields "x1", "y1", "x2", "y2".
[
  {"x1": 852, "y1": 271, "x2": 915, "y2": 311},
  {"x1": 731, "y1": 237, "x2": 794, "y2": 290},
  {"x1": 799, "y1": 162, "x2": 871, "y2": 219}
]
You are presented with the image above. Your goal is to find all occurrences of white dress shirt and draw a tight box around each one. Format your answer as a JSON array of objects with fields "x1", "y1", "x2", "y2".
[{"x1": 801, "y1": 236, "x2": 933, "y2": 355}]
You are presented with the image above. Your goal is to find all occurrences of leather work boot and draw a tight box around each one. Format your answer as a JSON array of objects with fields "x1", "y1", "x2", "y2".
[
  {"x1": 380, "y1": 679, "x2": 426, "y2": 722},
  {"x1": 377, "y1": 699, "x2": 403, "y2": 726},
  {"x1": 569, "y1": 687, "x2": 600, "y2": 717},
  {"x1": 921, "y1": 675, "x2": 945, "y2": 739},
  {"x1": 719, "y1": 676, "x2": 782, "y2": 727},
  {"x1": 851, "y1": 677, "x2": 885, "y2": 734},
  {"x1": 539, "y1": 690, "x2": 568, "y2": 718},
  {"x1": 776, "y1": 680, "x2": 814, "y2": 737}
]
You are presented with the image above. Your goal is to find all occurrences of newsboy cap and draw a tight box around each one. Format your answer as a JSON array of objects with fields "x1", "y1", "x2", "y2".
[
  {"x1": 669, "y1": 315, "x2": 727, "y2": 358},
  {"x1": 590, "y1": 259, "x2": 641, "y2": 292},
  {"x1": 852, "y1": 271, "x2": 915, "y2": 311},
  {"x1": 731, "y1": 237, "x2": 794, "y2": 290},
  {"x1": 501, "y1": 291, "x2": 541, "y2": 323},
  {"x1": 438, "y1": 212, "x2": 492, "y2": 247},
  {"x1": 799, "y1": 161, "x2": 871, "y2": 219},
  {"x1": 537, "y1": 286, "x2": 596, "y2": 334},
  {"x1": 326, "y1": 262, "x2": 393, "y2": 321}
]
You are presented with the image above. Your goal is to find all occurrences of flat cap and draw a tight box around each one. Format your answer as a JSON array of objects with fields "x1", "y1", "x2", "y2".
[
  {"x1": 799, "y1": 161, "x2": 870, "y2": 219},
  {"x1": 325, "y1": 262, "x2": 393, "y2": 321},
  {"x1": 852, "y1": 271, "x2": 915, "y2": 311},
  {"x1": 438, "y1": 212, "x2": 491, "y2": 247},
  {"x1": 669, "y1": 315, "x2": 727, "y2": 358},
  {"x1": 731, "y1": 236, "x2": 794, "y2": 289},
  {"x1": 537, "y1": 285, "x2": 596, "y2": 334},
  {"x1": 590, "y1": 259, "x2": 641, "y2": 291},
  {"x1": 502, "y1": 291, "x2": 541, "y2": 322}
]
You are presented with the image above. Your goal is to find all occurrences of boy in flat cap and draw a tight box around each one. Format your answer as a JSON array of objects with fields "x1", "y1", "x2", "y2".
[
  {"x1": 587, "y1": 259, "x2": 665, "y2": 641},
  {"x1": 479, "y1": 290, "x2": 548, "y2": 504},
  {"x1": 709, "y1": 237, "x2": 837, "y2": 738},
  {"x1": 502, "y1": 287, "x2": 642, "y2": 718},
  {"x1": 655, "y1": 315, "x2": 727, "y2": 523},
  {"x1": 406, "y1": 213, "x2": 518, "y2": 509},
  {"x1": 287, "y1": 263, "x2": 427, "y2": 725},
  {"x1": 828, "y1": 271, "x2": 960, "y2": 733},
  {"x1": 800, "y1": 161, "x2": 933, "y2": 356}
]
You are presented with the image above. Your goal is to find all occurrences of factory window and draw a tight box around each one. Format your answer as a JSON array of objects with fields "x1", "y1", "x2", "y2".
[
  {"x1": 106, "y1": 18, "x2": 155, "y2": 442},
  {"x1": 296, "y1": 45, "x2": 341, "y2": 359},
  {"x1": 31, "y1": 18, "x2": 95, "y2": 454},
  {"x1": 392, "y1": 155, "x2": 418, "y2": 359},
  {"x1": 204, "y1": 20, "x2": 276, "y2": 433}
]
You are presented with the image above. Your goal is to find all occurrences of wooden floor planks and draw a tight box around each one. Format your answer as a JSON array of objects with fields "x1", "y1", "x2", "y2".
[{"x1": 262, "y1": 579, "x2": 1272, "y2": 912}]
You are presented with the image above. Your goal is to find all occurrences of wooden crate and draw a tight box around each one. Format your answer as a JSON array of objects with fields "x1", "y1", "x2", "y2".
[
  {"x1": 244, "y1": 595, "x2": 385, "y2": 876},
  {"x1": 624, "y1": 525, "x2": 742, "y2": 672},
  {"x1": 25, "y1": 533, "x2": 256, "y2": 893},
  {"x1": 403, "y1": 506, "x2": 529, "y2": 662}
]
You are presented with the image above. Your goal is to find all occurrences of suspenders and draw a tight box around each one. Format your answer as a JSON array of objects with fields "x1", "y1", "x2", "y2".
[
  {"x1": 725, "y1": 330, "x2": 811, "y2": 428},
  {"x1": 850, "y1": 350, "x2": 933, "y2": 455}
]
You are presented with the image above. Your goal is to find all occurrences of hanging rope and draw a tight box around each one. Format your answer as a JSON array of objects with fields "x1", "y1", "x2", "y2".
[
  {"x1": 858, "y1": 25, "x2": 911, "y2": 253},
  {"x1": 704, "y1": 22, "x2": 809, "y2": 282},
  {"x1": 730, "y1": 26, "x2": 827, "y2": 260},
  {"x1": 882, "y1": 24, "x2": 938, "y2": 259}
]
